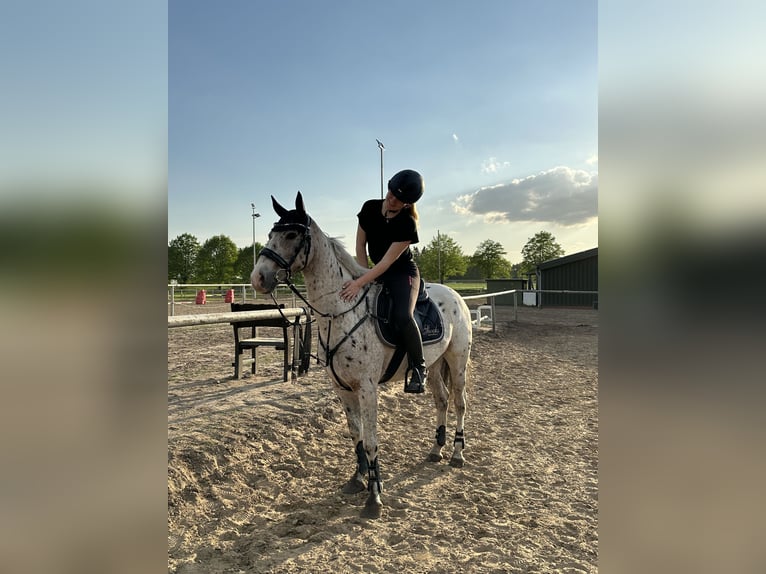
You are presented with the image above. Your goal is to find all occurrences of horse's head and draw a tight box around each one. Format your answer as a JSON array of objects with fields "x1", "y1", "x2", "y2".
[{"x1": 251, "y1": 192, "x2": 313, "y2": 293}]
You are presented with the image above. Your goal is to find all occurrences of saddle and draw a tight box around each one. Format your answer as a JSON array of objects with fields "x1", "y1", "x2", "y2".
[{"x1": 374, "y1": 279, "x2": 445, "y2": 383}]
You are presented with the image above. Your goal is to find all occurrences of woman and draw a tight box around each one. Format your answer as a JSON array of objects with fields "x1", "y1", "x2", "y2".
[{"x1": 339, "y1": 169, "x2": 427, "y2": 393}]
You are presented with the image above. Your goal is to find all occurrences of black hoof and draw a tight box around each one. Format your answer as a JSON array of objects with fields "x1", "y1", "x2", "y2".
[
  {"x1": 428, "y1": 453, "x2": 443, "y2": 462},
  {"x1": 449, "y1": 457, "x2": 465, "y2": 468},
  {"x1": 360, "y1": 489, "x2": 382, "y2": 519},
  {"x1": 361, "y1": 500, "x2": 382, "y2": 519}
]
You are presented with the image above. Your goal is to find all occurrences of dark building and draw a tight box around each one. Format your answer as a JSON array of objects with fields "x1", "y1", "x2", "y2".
[
  {"x1": 536, "y1": 247, "x2": 598, "y2": 308},
  {"x1": 485, "y1": 278, "x2": 528, "y2": 306}
]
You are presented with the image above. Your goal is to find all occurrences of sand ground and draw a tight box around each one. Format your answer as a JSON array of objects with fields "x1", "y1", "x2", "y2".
[{"x1": 168, "y1": 302, "x2": 598, "y2": 573}]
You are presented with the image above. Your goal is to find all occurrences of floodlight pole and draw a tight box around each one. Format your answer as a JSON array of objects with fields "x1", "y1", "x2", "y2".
[{"x1": 376, "y1": 139, "x2": 385, "y2": 199}]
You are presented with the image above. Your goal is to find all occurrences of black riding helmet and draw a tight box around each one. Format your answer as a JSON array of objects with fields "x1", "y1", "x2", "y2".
[{"x1": 388, "y1": 169, "x2": 424, "y2": 204}]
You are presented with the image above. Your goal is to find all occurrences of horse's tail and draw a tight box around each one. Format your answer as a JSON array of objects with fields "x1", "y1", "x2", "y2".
[{"x1": 439, "y1": 359, "x2": 450, "y2": 389}]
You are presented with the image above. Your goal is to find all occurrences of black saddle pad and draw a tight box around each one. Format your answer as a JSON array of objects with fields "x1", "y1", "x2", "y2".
[{"x1": 374, "y1": 280, "x2": 445, "y2": 348}]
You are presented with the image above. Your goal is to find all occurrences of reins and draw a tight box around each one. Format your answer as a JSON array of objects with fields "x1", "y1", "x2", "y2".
[{"x1": 259, "y1": 220, "x2": 373, "y2": 391}]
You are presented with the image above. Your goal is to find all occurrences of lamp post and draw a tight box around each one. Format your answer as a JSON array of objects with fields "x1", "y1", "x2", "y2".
[
  {"x1": 251, "y1": 203, "x2": 260, "y2": 270},
  {"x1": 376, "y1": 139, "x2": 385, "y2": 199}
]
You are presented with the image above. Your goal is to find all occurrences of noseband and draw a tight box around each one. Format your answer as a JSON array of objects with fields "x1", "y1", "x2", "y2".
[{"x1": 258, "y1": 219, "x2": 312, "y2": 281}]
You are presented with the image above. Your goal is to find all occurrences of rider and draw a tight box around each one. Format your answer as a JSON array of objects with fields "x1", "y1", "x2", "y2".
[{"x1": 339, "y1": 169, "x2": 427, "y2": 394}]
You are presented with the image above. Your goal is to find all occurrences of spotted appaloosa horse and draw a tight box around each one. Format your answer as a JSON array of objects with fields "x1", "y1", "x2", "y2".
[{"x1": 251, "y1": 192, "x2": 472, "y2": 518}]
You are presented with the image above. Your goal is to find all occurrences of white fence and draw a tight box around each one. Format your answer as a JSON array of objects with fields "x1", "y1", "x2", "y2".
[{"x1": 463, "y1": 289, "x2": 599, "y2": 329}]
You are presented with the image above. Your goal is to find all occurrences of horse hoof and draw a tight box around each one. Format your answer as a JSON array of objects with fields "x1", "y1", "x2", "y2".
[
  {"x1": 449, "y1": 457, "x2": 465, "y2": 468},
  {"x1": 361, "y1": 501, "x2": 382, "y2": 519},
  {"x1": 342, "y1": 478, "x2": 366, "y2": 494},
  {"x1": 428, "y1": 453, "x2": 443, "y2": 462}
]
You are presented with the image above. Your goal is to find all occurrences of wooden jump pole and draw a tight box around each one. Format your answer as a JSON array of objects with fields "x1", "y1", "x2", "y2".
[{"x1": 168, "y1": 308, "x2": 307, "y2": 328}]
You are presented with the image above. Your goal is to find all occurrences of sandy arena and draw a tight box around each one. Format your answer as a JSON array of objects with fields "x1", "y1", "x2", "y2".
[{"x1": 168, "y1": 302, "x2": 598, "y2": 573}]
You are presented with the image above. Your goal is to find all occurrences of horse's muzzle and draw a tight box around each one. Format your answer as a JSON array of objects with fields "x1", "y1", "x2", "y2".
[{"x1": 250, "y1": 266, "x2": 277, "y2": 294}]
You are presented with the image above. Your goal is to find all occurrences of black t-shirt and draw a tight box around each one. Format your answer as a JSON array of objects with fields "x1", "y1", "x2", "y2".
[{"x1": 357, "y1": 199, "x2": 419, "y2": 275}]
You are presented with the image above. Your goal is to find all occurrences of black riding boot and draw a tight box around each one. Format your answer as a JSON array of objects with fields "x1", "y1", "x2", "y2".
[{"x1": 400, "y1": 319, "x2": 426, "y2": 394}]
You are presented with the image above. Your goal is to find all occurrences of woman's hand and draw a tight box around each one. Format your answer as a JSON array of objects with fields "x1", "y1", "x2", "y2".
[{"x1": 340, "y1": 279, "x2": 361, "y2": 302}]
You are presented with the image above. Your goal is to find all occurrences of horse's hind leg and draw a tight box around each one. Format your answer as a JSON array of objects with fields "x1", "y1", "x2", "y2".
[
  {"x1": 427, "y1": 358, "x2": 449, "y2": 462},
  {"x1": 335, "y1": 388, "x2": 366, "y2": 494},
  {"x1": 448, "y1": 355, "x2": 469, "y2": 468}
]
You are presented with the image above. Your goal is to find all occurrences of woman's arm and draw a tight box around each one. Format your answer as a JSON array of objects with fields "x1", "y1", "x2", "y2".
[
  {"x1": 340, "y1": 241, "x2": 411, "y2": 301},
  {"x1": 354, "y1": 224, "x2": 368, "y2": 268}
]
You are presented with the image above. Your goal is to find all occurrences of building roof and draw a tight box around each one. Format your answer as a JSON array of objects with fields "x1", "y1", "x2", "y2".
[{"x1": 537, "y1": 247, "x2": 598, "y2": 270}]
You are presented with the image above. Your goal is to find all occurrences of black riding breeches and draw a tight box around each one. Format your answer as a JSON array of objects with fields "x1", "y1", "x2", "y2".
[{"x1": 383, "y1": 268, "x2": 424, "y2": 366}]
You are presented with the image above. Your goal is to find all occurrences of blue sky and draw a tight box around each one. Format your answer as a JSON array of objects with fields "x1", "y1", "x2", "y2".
[
  {"x1": 169, "y1": 0, "x2": 597, "y2": 262},
  {"x1": 1, "y1": 0, "x2": 167, "y2": 196}
]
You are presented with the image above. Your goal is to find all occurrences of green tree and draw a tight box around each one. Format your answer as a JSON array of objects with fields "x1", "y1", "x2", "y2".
[
  {"x1": 168, "y1": 233, "x2": 200, "y2": 283},
  {"x1": 519, "y1": 231, "x2": 565, "y2": 277},
  {"x1": 195, "y1": 234, "x2": 239, "y2": 282},
  {"x1": 461, "y1": 258, "x2": 483, "y2": 280},
  {"x1": 471, "y1": 239, "x2": 513, "y2": 279},
  {"x1": 417, "y1": 233, "x2": 467, "y2": 283},
  {"x1": 233, "y1": 243, "x2": 264, "y2": 282}
]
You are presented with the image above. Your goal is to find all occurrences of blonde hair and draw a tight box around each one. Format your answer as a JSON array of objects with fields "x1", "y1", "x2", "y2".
[{"x1": 407, "y1": 203, "x2": 419, "y2": 226}]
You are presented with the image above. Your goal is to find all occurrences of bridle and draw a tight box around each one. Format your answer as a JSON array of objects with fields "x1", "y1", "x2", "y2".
[
  {"x1": 257, "y1": 219, "x2": 313, "y2": 285},
  {"x1": 258, "y1": 217, "x2": 373, "y2": 391}
]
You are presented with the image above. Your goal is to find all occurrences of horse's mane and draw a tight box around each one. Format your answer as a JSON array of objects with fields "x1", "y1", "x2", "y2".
[{"x1": 327, "y1": 235, "x2": 368, "y2": 279}]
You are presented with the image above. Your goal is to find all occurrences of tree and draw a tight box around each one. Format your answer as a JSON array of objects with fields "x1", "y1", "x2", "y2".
[
  {"x1": 416, "y1": 233, "x2": 467, "y2": 283},
  {"x1": 471, "y1": 239, "x2": 513, "y2": 279},
  {"x1": 168, "y1": 233, "x2": 200, "y2": 283},
  {"x1": 195, "y1": 234, "x2": 239, "y2": 282},
  {"x1": 519, "y1": 231, "x2": 565, "y2": 277},
  {"x1": 510, "y1": 262, "x2": 525, "y2": 278},
  {"x1": 461, "y1": 257, "x2": 484, "y2": 280},
  {"x1": 233, "y1": 243, "x2": 264, "y2": 283}
]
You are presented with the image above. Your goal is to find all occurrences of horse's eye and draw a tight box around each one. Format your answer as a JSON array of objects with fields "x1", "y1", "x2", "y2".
[{"x1": 285, "y1": 232, "x2": 298, "y2": 240}]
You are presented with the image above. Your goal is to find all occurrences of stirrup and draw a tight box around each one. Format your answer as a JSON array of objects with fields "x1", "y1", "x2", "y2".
[{"x1": 404, "y1": 365, "x2": 426, "y2": 394}]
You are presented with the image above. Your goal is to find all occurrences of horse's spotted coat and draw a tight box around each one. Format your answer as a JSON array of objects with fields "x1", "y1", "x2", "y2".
[{"x1": 252, "y1": 193, "x2": 472, "y2": 518}]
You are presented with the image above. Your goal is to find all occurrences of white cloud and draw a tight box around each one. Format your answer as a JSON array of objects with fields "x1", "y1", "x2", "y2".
[
  {"x1": 481, "y1": 156, "x2": 511, "y2": 174},
  {"x1": 452, "y1": 133, "x2": 459, "y2": 142},
  {"x1": 586, "y1": 154, "x2": 598, "y2": 165},
  {"x1": 452, "y1": 166, "x2": 598, "y2": 226}
]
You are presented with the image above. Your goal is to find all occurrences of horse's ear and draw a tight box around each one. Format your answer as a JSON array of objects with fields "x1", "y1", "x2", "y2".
[
  {"x1": 272, "y1": 195, "x2": 289, "y2": 218},
  {"x1": 295, "y1": 191, "x2": 305, "y2": 215}
]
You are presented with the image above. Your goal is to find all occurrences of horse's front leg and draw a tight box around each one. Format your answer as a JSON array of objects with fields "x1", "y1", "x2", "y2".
[
  {"x1": 427, "y1": 359, "x2": 449, "y2": 462},
  {"x1": 335, "y1": 387, "x2": 366, "y2": 494},
  {"x1": 357, "y1": 379, "x2": 382, "y2": 519}
]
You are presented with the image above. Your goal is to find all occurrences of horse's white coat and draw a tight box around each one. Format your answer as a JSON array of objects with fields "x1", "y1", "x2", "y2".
[{"x1": 251, "y1": 193, "x2": 472, "y2": 517}]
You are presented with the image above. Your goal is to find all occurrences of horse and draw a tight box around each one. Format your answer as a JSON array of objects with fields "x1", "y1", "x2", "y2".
[{"x1": 251, "y1": 192, "x2": 472, "y2": 518}]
